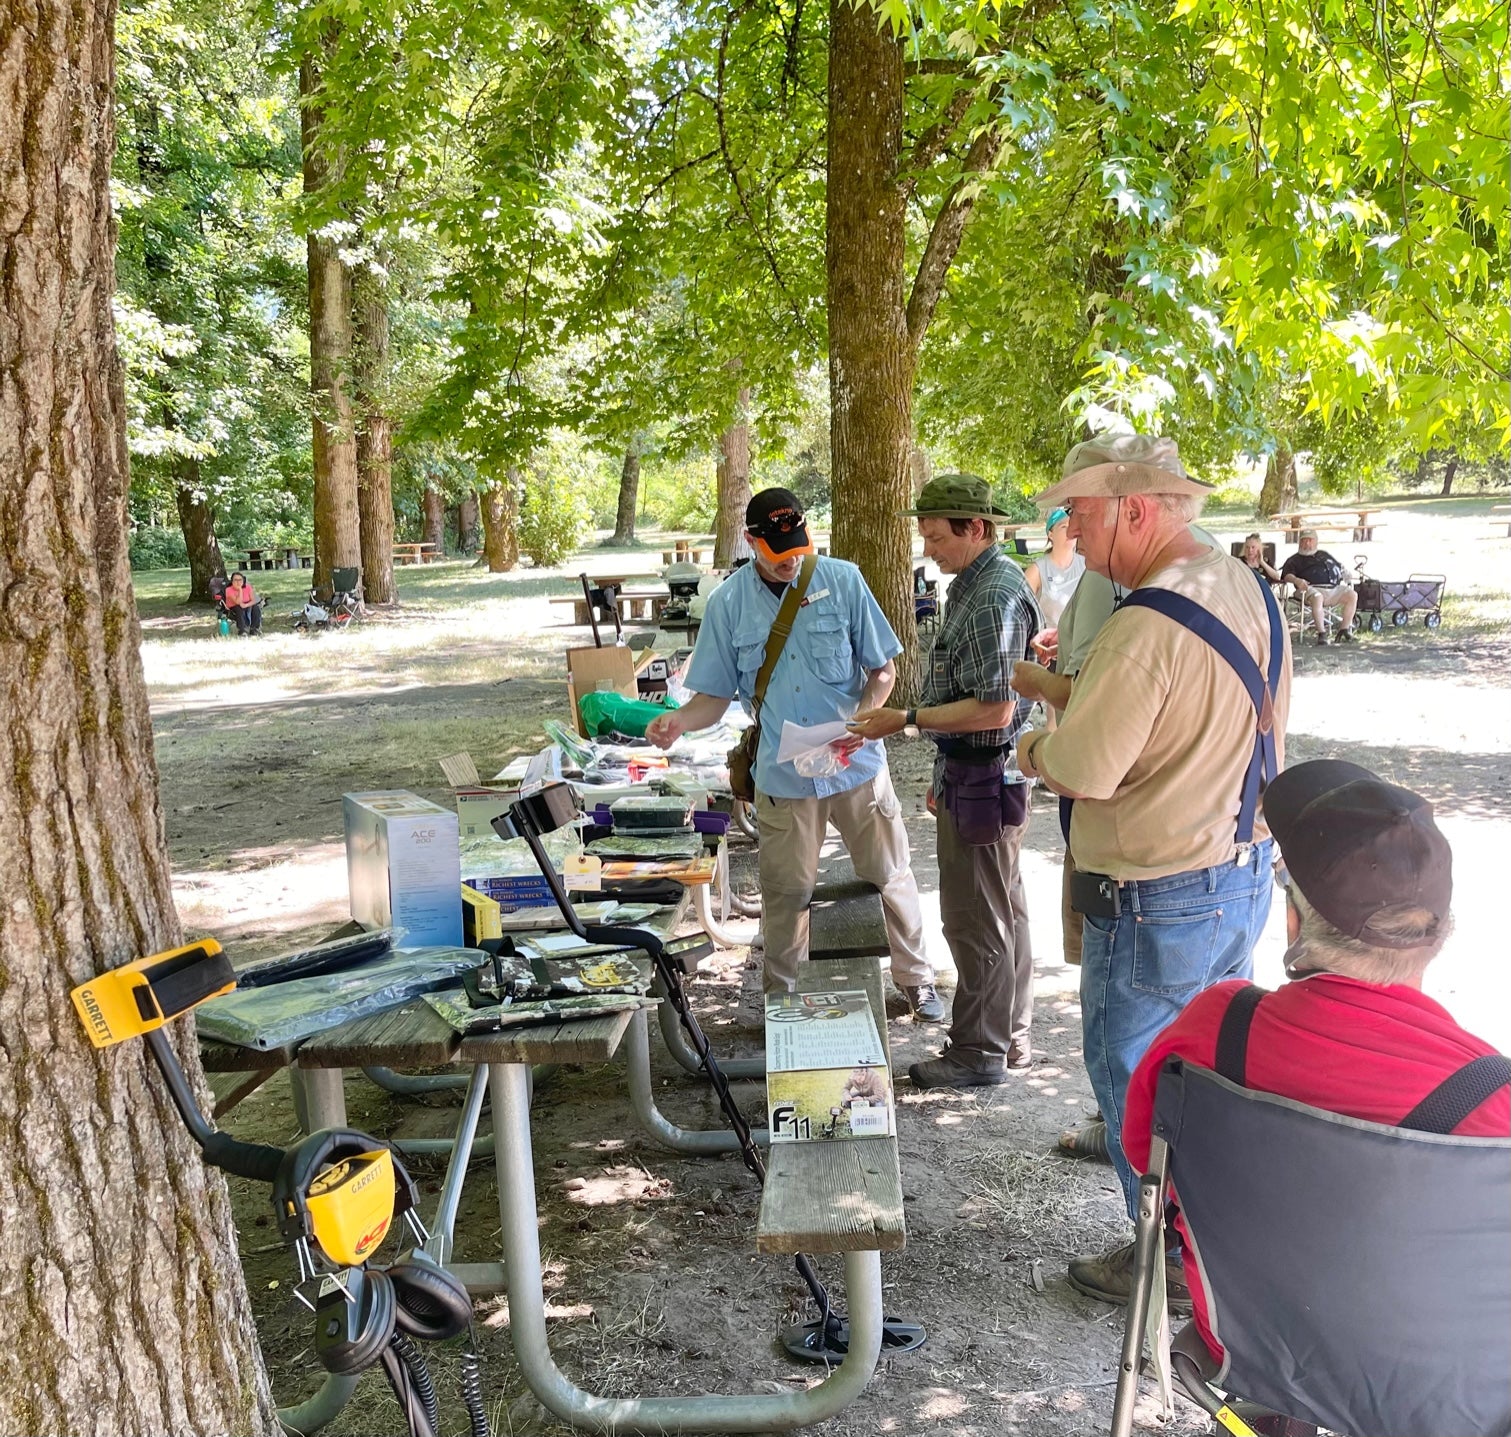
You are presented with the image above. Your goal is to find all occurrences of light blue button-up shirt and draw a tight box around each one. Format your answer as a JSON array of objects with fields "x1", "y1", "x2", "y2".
[{"x1": 682, "y1": 556, "x2": 902, "y2": 800}]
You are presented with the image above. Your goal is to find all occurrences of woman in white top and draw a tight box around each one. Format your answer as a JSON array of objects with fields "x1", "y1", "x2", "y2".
[{"x1": 1026, "y1": 506, "x2": 1085, "y2": 626}]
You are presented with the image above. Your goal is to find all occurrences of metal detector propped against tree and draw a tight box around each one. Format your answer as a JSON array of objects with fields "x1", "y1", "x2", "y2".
[{"x1": 492, "y1": 782, "x2": 926, "y2": 1364}]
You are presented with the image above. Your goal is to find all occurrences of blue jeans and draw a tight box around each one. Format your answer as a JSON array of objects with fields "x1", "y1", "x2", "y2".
[{"x1": 1080, "y1": 841, "x2": 1273, "y2": 1217}]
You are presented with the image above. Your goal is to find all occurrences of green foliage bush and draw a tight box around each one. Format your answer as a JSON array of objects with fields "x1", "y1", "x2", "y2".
[
  {"x1": 517, "y1": 431, "x2": 599, "y2": 565},
  {"x1": 128, "y1": 526, "x2": 189, "y2": 571}
]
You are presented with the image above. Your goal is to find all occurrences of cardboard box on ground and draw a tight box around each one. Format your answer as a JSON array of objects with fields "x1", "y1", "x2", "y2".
[{"x1": 765, "y1": 990, "x2": 895, "y2": 1142}]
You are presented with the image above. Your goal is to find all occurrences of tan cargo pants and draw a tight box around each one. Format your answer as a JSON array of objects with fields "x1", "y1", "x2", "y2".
[{"x1": 755, "y1": 767, "x2": 931, "y2": 993}]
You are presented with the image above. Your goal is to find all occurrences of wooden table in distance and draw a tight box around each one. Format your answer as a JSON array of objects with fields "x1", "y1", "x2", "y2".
[
  {"x1": 1271, "y1": 508, "x2": 1385, "y2": 542},
  {"x1": 392, "y1": 541, "x2": 441, "y2": 565},
  {"x1": 552, "y1": 587, "x2": 668, "y2": 625},
  {"x1": 1491, "y1": 504, "x2": 1511, "y2": 537}
]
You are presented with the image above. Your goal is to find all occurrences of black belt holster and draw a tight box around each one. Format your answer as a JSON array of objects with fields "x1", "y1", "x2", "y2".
[{"x1": 1070, "y1": 869, "x2": 1122, "y2": 919}]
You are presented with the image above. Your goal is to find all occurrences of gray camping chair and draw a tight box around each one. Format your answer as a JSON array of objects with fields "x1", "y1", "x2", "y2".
[{"x1": 1111, "y1": 1056, "x2": 1511, "y2": 1437}]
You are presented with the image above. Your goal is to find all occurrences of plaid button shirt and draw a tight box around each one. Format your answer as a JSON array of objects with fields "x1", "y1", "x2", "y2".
[{"x1": 923, "y1": 546, "x2": 1041, "y2": 784}]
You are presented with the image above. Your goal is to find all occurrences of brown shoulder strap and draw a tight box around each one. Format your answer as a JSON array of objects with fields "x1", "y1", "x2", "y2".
[{"x1": 751, "y1": 555, "x2": 818, "y2": 715}]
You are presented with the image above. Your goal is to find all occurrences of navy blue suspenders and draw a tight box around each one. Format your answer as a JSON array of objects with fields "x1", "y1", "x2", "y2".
[{"x1": 1119, "y1": 577, "x2": 1284, "y2": 854}]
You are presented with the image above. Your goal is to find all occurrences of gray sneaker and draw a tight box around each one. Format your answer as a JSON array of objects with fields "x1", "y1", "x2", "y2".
[{"x1": 903, "y1": 984, "x2": 945, "y2": 1022}]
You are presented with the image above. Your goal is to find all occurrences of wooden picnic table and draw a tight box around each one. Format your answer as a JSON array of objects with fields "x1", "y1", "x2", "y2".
[
  {"x1": 1491, "y1": 504, "x2": 1511, "y2": 537},
  {"x1": 236, "y1": 548, "x2": 277, "y2": 571},
  {"x1": 552, "y1": 586, "x2": 667, "y2": 625},
  {"x1": 1271, "y1": 508, "x2": 1385, "y2": 542},
  {"x1": 392, "y1": 541, "x2": 441, "y2": 565}
]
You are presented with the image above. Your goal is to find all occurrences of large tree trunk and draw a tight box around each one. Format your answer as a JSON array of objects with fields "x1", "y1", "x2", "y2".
[
  {"x1": 1258, "y1": 444, "x2": 1298, "y2": 517},
  {"x1": 422, "y1": 482, "x2": 446, "y2": 549},
  {"x1": 827, "y1": 0, "x2": 918, "y2": 695},
  {"x1": 1440, "y1": 453, "x2": 1459, "y2": 496},
  {"x1": 457, "y1": 491, "x2": 481, "y2": 553},
  {"x1": 173, "y1": 456, "x2": 225, "y2": 603},
  {"x1": 301, "y1": 41, "x2": 360, "y2": 596},
  {"x1": 612, "y1": 443, "x2": 640, "y2": 545},
  {"x1": 479, "y1": 481, "x2": 519, "y2": 572},
  {"x1": 714, "y1": 387, "x2": 753, "y2": 568},
  {"x1": 353, "y1": 262, "x2": 396, "y2": 604},
  {"x1": 0, "y1": 6, "x2": 278, "y2": 1432}
]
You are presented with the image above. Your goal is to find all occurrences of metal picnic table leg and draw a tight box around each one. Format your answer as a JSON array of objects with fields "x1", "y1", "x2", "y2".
[
  {"x1": 290, "y1": 1066, "x2": 346, "y2": 1133},
  {"x1": 626, "y1": 1010, "x2": 768, "y2": 1154},
  {"x1": 653, "y1": 978, "x2": 766, "y2": 1081},
  {"x1": 491, "y1": 1059, "x2": 884, "y2": 1434}
]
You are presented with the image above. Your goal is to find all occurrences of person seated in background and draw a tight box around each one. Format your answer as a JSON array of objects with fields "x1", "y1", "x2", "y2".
[
  {"x1": 1279, "y1": 528, "x2": 1356, "y2": 644},
  {"x1": 223, "y1": 571, "x2": 263, "y2": 636},
  {"x1": 1121, "y1": 759, "x2": 1508, "y2": 1374},
  {"x1": 1239, "y1": 531, "x2": 1282, "y2": 585}
]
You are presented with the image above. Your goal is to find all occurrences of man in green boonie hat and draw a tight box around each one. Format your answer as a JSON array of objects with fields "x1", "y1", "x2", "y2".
[
  {"x1": 852, "y1": 473, "x2": 1043, "y2": 1090},
  {"x1": 901, "y1": 473, "x2": 1014, "y2": 521}
]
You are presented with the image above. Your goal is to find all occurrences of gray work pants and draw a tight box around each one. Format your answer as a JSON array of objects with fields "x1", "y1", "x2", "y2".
[{"x1": 937, "y1": 805, "x2": 1033, "y2": 1065}]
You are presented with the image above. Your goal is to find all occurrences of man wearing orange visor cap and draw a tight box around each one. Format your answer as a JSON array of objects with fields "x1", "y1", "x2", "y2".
[{"x1": 645, "y1": 487, "x2": 941, "y2": 1018}]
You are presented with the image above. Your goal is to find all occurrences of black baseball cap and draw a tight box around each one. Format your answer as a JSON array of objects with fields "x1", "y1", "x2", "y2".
[
  {"x1": 1262, "y1": 760, "x2": 1452, "y2": 949},
  {"x1": 745, "y1": 487, "x2": 815, "y2": 564}
]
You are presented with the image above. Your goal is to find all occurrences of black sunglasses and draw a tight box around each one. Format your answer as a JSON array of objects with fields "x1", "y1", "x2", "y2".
[{"x1": 753, "y1": 508, "x2": 806, "y2": 536}]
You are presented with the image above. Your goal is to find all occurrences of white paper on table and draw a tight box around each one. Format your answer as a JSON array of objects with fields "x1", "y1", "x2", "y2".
[{"x1": 776, "y1": 719, "x2": 856, "y2": 764}]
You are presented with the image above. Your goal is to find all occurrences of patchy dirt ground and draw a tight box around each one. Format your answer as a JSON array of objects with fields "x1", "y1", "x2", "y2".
[{"x1": 135, "y1": 499, "x2": 1511, "y2": 1437}]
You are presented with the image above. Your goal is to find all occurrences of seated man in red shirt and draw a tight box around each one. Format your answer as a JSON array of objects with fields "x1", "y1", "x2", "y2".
[{"x1": 1123, "y1": 758, "x2": 1509, "y2": 1370}]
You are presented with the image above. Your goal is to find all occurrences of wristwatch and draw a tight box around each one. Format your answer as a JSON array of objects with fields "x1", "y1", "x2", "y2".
[{"x1": 903, "y1": 707, "x2": 920, "y2": 738}]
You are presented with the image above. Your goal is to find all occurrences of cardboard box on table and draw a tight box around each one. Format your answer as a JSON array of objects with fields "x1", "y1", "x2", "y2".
[
  {"x1": 566, "y1": 645, "x2": 659, "y2": 738},
  {"x1": 343, "y1": 791, "x2": 463, "y2": 947},
  {"x1": 437, "y1": 747, "x2": 561, "y2": 841},
  {"x1": 764, "y1": 989, "x2": 894, "y2": 1142}
]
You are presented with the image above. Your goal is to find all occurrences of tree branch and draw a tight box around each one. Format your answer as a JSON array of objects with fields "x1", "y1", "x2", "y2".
[{"x1": 905, "y1": 122, "x2": 1003, "y2": 349}]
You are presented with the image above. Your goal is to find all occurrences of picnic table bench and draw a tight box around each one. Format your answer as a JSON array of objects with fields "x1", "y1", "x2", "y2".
[
  {"x1": 392, "y1": 541, "x2": 441, "y2": 565},
  {"x1": 1271, "y1": 508, "x2": 1385, "y2": 543},
  {"x1": 551, "y1": 587, "x2": 667, "y2": 625}
]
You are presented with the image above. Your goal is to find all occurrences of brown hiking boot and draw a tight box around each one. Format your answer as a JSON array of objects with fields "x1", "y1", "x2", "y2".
[
  {"x1": 908, "y1": 1051, "x2": 1009, "y2": 1090},
  {"x1": 1067, "y1": 1240, "x2": 1193, "y2": 1316}
]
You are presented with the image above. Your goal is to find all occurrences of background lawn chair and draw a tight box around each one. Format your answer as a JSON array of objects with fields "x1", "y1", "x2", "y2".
[{"x1": 1111, "y1": 1057, "x2": 1511, "y2": 1437}]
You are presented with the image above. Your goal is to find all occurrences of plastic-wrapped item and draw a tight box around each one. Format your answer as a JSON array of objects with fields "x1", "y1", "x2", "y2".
[
  {"x1": 194, "y1": 946, "x2": 481, "y2": 1050},
  {"x1": 234, "y1": 928, "x2": 395, "y2": 988},
  {"x1": 577, "y1": 691, "x2": 678, "y2": 739},
  {"x1": 426, "y1": 987, "x2": 657, "y2": 1037},
  {"x1": 458, "y1": 829, "x2": 582, "y2": 880},
  {"x1": 608, "y1": 795, "x2": 695, "y2": 831},
  {"x1": 586, "y1": 833, "x2": 705, "y2": 861}
]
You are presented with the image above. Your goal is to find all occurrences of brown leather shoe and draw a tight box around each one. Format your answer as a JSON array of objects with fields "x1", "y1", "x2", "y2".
[
  {"x1": 1067, "y1": 1240, "x2": 1193, "y2": 1316},
  {"x1": 908, "y1": 1052, "x2": 1008, "y2": 1090},
  {"x1": 1004, "y1": 1040, "x2": 1032, "y2": 1069}
]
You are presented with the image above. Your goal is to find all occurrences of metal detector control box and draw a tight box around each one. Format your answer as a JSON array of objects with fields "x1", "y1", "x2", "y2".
[{"x1": 764, "y1": 990, "x2": 894, "y2": 1142}]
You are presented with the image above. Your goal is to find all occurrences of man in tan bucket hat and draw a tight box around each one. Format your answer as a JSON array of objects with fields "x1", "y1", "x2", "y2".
[{"x1": 1013, "y1": 433, "x2": 1294, "y2": 1311}]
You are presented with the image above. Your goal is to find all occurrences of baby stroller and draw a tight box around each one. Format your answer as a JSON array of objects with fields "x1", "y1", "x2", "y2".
[
  {"x1": 294, "y1": 566, "x2": 365, "y2": 633},
  {"x1": 209, "y1": 576, "x2": 233, "y2": 637}
]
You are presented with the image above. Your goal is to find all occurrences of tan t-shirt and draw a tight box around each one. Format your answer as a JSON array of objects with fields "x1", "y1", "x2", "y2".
[{"x1": 1036, "y1": 547, "x2": 1292, "y2": 880}]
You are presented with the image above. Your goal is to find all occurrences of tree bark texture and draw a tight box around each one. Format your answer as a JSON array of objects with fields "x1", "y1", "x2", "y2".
[
  {"x1": 422, "y1": 483, "x2": 446, "y2": 549},
  {"x1": 173, "y1": 457, "x2": 225, "y2": 604},
  {"x1": 479, "y1": 482, "x2": 519, "y2": 573},
  {"x1": 457, "y1": 491, "x2": 481, "y2": 553},
  {"x1": 301, "y1": 42, "x2": 360, "y2": 595},
  {"x1": 827, "y1": 0, "x2": 918, "y2": 696},
  {"x1": 353, "y1": 263, "x2": 395, "y2": 605},
  {"x1": 1258, "y1": 444, "x2": 1298, "y2": 517},
  {"x1": 0, "y1": 6, "x2": 279, "y2": 1433},
  {"x1": 1440, "y1": 453, "x2": 1459, "y2": 496},
  {"x1": 714, "y1": 388, "x2": 753, "y2": 568},
  {"x1": 612, "y1": 443, "x2": 640, "y2": 545}
]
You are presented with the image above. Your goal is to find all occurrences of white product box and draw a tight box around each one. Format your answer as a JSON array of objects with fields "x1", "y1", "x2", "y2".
[
  {"x1": 764, "y1": 989, "x2": 894, "y2": 1142},
  {"x1": 343, "y1": 791, "x2": 463, "y2": 948}
]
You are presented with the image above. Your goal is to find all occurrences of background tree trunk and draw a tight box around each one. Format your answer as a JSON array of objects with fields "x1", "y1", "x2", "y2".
[
  {"x1": 301, "y1": 41, "x2": 360, "y2": 596},
  {"x1": 1440, "y1": 453, "x2": 1459, "y2": 496},
  {"x1": 1258, "y1": 444, "x2": 1299, "y2": 517},
  {"x1": 422, "y1": 483, "x2": 446, "y2": 549},
  {"x1": 827, "y1": 0, "x2": 918, "y2": 696},
  {"x1": 0, "y1": 6, "x2": 278, "y2": 1431},
  {"x1": 479, "y1": 482, "x2": 519, "y2": 572},
  {"x1": 714, "y1": 387, "x2": 753, "y2": 568},
  {"x1": 458, "y1": 491, "x2": 481, "y2": 553},
  {"x1": 174, "y1": 456, "x2": 225, "y2": 603},
  {"x1": 353, "y1": 262, "x2": 396, "y2": 604},
  {"x1": 612, "y1": 443, "x2": 640, "y2": 545}
]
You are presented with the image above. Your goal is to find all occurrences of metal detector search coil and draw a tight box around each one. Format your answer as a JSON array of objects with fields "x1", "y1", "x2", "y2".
[{"x1": 70, "y1": 938, "x2": 235, "y2": 1048}]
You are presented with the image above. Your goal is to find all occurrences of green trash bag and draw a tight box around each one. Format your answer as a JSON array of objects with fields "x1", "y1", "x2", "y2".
[{"x1": 577, "y1": 690, "x2": 678, "y2": 738}]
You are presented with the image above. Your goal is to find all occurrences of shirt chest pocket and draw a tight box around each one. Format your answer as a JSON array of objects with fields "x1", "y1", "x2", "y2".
[
  {"x1": 805, "y1": 613, "x2": 854, "y2": 685},
  {"x1": 735, "y1": 621, "x2": 773, "y2": 695}
]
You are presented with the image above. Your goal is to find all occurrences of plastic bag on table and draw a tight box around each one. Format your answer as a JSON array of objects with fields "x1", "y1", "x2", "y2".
[
  {"x1": 194, "y1": 946, "x2": 481, "y2": 1050},
  {"x1": 577, "y1": 690, "x2": 679, "y2": 739}
]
